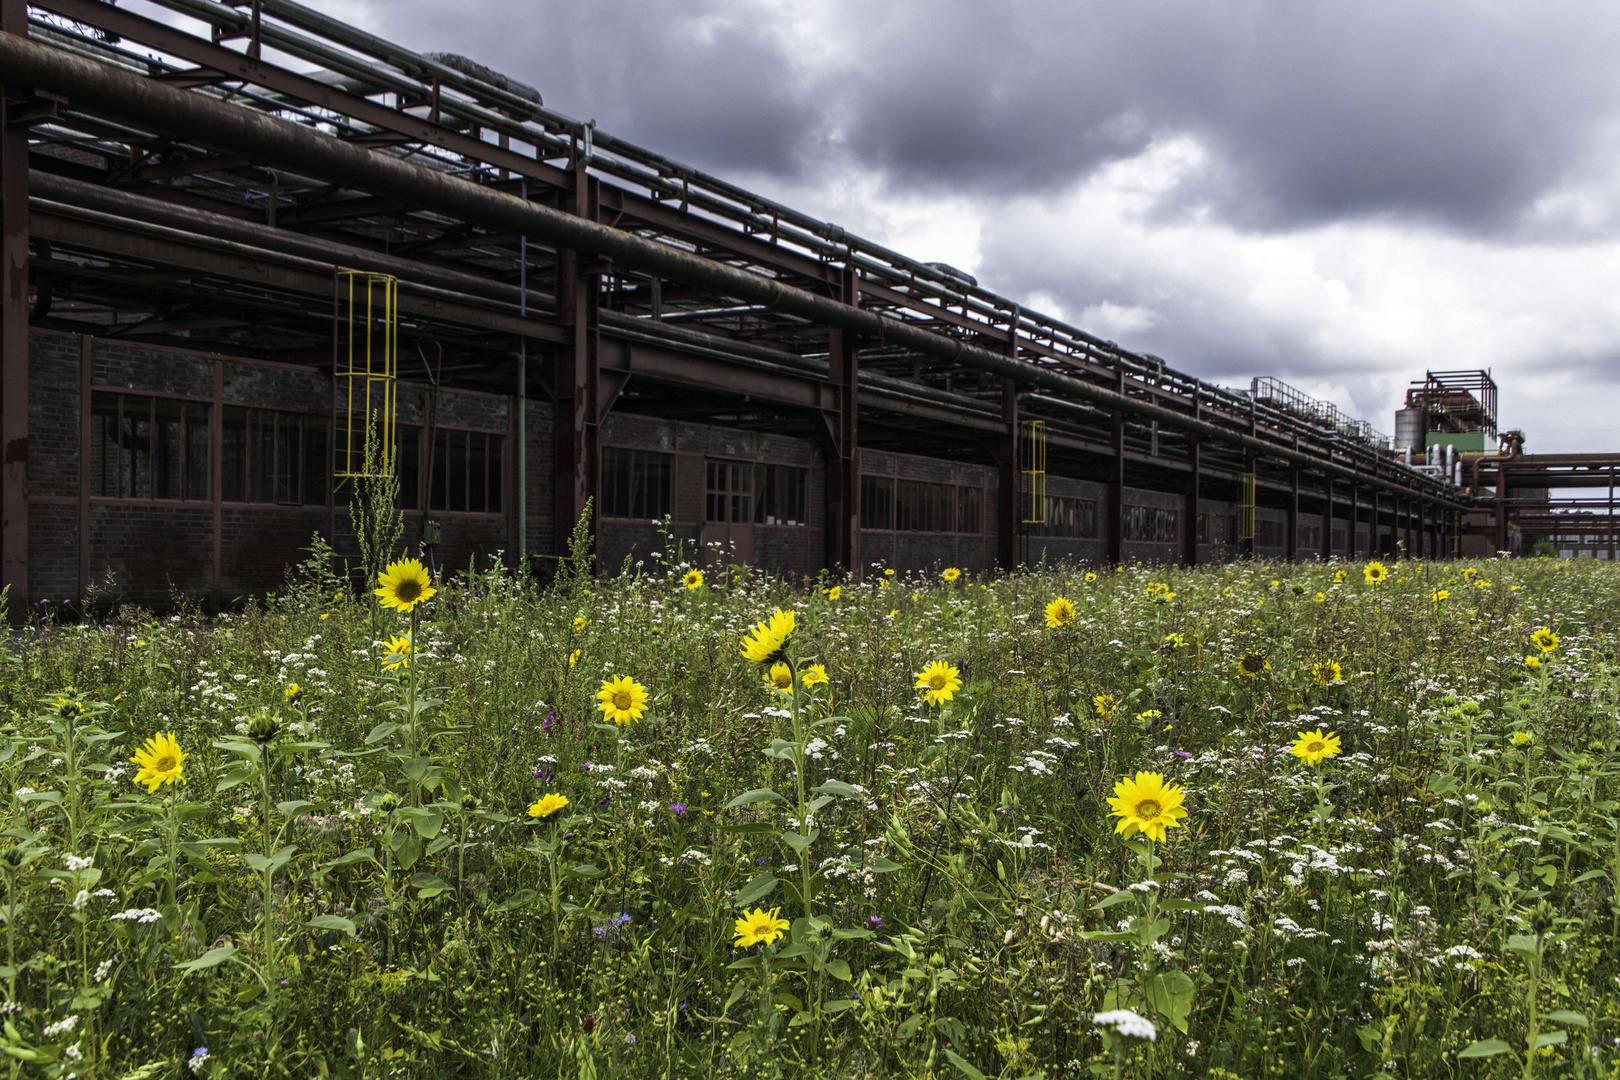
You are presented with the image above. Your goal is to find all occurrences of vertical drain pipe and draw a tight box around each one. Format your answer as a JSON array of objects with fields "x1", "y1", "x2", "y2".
[{"x1": 517, "y1": 179, "x2": 528, "y2": 570}]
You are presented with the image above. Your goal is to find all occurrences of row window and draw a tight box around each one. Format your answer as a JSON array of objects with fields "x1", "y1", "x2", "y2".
[
  {"x1": 860, "y1": 476, "x2": 984, "y2": 533},
  {"x1": 89, "y1": 392, "x2": 211, "y2": 501},
  {"x1": 703, "y1": 461, "x2": 809, "y2": 526},
  {"x1": 1297, "y1": 523, "x2": 1323, "y2": 551},
  {"x1": 1026, "y1": 495, "x2": 1097, "y2": 539},
  {"x1": 1197, "y1": 513, "x2": 1238, "y2": 545},
  {"x1": 430, "y1": 429, "x2": 504, "y2": 514},
  {"x1": 1124, "y1": 505, "x2": 1180, "y2": 544},
  {"x1": 222, "y1": 407, "x2": 329, "y2": 505},
  {"x1": 1255, "y1": 518, "x2": 1286, "y2": 548},
  {"x1": 602, "y1": 447, "x2": 673, "y2": 521}
]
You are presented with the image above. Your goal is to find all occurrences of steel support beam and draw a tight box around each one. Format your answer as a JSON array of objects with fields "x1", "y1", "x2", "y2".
[
  {"x1": 1183, "y1": 432, "x2": 1199, "y2": 567},
  {"x1": 1, "y1": 3, "x2": 28, "y2": 618},
  {"x1": 1322, "y1": 477, "x2": 1334, "y2": 560},
  {"x1": 1107, "y1": 407, "x2": 1123, "y2": 566},
  {"x1": 997, "y1": 377, "x2": 1018, "y2": 571},
  {"x1": 824, "y1": 268, "x2": 859, "y2": 574},
  {"x1": 553, "y1": 164, "x2": 598, "y2": 561}
]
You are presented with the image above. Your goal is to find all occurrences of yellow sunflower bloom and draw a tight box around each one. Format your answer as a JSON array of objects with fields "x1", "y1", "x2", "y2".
[
  {"x1": 1334, "y1": 569, "x2": 1347, "y2": 583},
  {"x1": 1289, "y1": 728, "x2": 1342, "y2": 767},
  {"x1": 1363, "y1": 562, "x2": 1388, "y2": 584},
  {"x1": 1530, "y1": 627, "x2": 1559, "y2": 652},
  {"x1": 800, "y1": 663, "x2": 829, "y2": 688},
  {"x1": 1310, "y1": 660, "x2": 1342, "y2": 687},
  {"x1": 373, "y1": 558, "x2": 436, "y2": 612},
  {"x1": 740, "y1": 609, "x2": 795, "y2": 664},
  {"x1": 1237, "y1": 652, "x2": 1270, "y2": 678},
  {"x1": 1512, "y1": 731, "x2": 1532, "y2": 746},
  {"x1": 527, "y1": 793, "x2": 570, "y2": 819},
  {"x1": 1313, "y1": 592, "x2": 1326, "y2": 603},
  {"x1": 1106, "y1": 771, "x2": 1189, "y2": 842},
  {"x1": 381, "y1": 635, "x2": 414, "y2": 670},
  {"x1": 915, "y1": 661, "x2": 962, "y2": 707},
  {"x1": 568, "y1": 649, "x2": 580, "y2": 667},
  {"x1": 1430, "y1": 589, "x2": 1450, "y2": 602},
  {"x1": 942, "y1": 567, "x2": 961, "y2": 583},
  {"x1": 733, "y1": 906, "x2": 790, "y2": 949},
  {"x1": 597, "y1": 676, "x2": 650, "y2": 726},
  {"x1": 1094, "y1": 693, "x2": 1118, "y2": 723},
  {"x1": 825, "y1": 586, "x2": 841, "y2": 601},
  {"x1": 283, "y1": 683, "x2": 300, "y2": 702},
  {"x1": 683, "y1": 569, "x2": 704, "y2": 591},
  {"x1": 1045, "y1": 597, "x2": 1076, "y2": 628},
  {"x1": 765, "y1": 662, "x2": 794, "y2": 695},
  {"x1": 1524, "y1": 655, "x2": 1541, "y2": 670},
  {"x1": 131, "y1": 732, "x2": 186, "y2": 794}
]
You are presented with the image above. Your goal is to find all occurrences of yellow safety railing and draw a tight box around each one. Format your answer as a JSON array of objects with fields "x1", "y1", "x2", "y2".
[
  {"x1": 1239, "y1": 471, "x2": 1257, "y2": 541},
  {"x1": 1021, "y1": 419, "x2": 1047, "y2": 524},
  {"x1": 334, "y1": 270, "x2": 398, "y2": 482}
]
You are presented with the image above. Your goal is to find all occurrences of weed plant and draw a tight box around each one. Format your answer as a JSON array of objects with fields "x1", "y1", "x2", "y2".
[{"x1": 0, "y1": 538, "x2": 1618, "y2": 1079}]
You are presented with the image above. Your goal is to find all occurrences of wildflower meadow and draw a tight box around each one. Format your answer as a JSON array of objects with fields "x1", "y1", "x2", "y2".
[{"x1": 2, "y1": 527, "x2": 1619, "y2": 1078}]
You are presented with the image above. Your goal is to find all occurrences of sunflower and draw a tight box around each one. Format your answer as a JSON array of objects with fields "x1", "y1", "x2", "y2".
[
  {"x1": 1237, "y1": 652, "x2": 1270, "y2": 678},
  {"x1": 131, "y1": 732, "x2": 186, "y2": 794},
  {"x1": 1310, "y1": 660, "x2": 1342, "y2": 687},
  {"x1": 942, "y1": 567, "x2": 961, "y2": 583},
  {"x1": 1289, "y1": 728, "x2": 1342, "y2": 767},
  {"x1": 1334, "y1": 569, "x2": 1347, "y2": 584},
  {"x1": 800, "y1": 663, "x2": 829, "y2": 688},
  {"x1": 1524, "y1": 655, "x2": 1541, "y2": 670},
  {"x1": 1363, "y1": 562, "x2": 1388, "y2": 584},
  {"x1": 915, "y1": 660, "x2": 962, "y2": 707},
  {"x1": 527, "y1": 793, "x2": 570, "y2": 819},
  {"x1": 1430, "y1": 589, "x2": 1450, "y2": 602},
  {"x1": 825, "y1": 586, "x2": 842, "y2": 601},
  {"x1": 683, "y1": 569, "x2": 704, "y2": 591},
  {"x1": 1093, "y1": 693, "x2": 1118, "y2": 723},
  {"x1": 1163, "y1": 632, "x2": 1188, "y2": 649},
  {"x1": 373, "y1": 558, "x2": 436, "y2": 613},
  {"x1": 1313, "y1": 592, "x2": 1326, "y2": 603},
  {"x1": 733, "y1": 906, "x2": 790, "y2": 949},
  {"x1": 381, "y1": 635, "x2": 414, "y2": 670},
  {"x1": 1106, "y1": 771, "x2": 1189, "y2": 842},
  {"x1": 568, "y1": 649, "x2": 580, "y2": 666},
  {"x1": 765, "y1": 662, "x2": 795, "y2": 695},
  {"x1": 283, "y1": 683, "x2": 301, "y2": 702},
  {"x1": 597, "y1": 676, "x2": 650, "y2": 726},
  {"x1": 740, "y1": 609, "x2": 795, "y2": 664},
  {"x1": 1085, "y1": 572, "x2": 1098, "y2": 584},
  {"x1": 1530, "y1": 627, "x2": 1559, "y2": 652},
  {"x1": 1045, "y1": 597, "x2": 1076, "y2": 628},
  {"x1": 1512, "y1": 731, "x2": 1532, "y2": 746}
]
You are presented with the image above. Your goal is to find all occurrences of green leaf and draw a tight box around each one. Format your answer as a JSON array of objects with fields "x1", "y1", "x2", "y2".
[
  {"x1": 322, "y1": 848, "x2": 377, "y2": 871},
  {"x1": 308, "y1": 914, "x2": 357, "y2": 939},
  {"x1": 174, "y1": 945, "x2": 239, "y2": 973},
  {"x1": 942, "y1": 1047, "x2": 987, "y2": 1080},
  {"x1": 242, "y1": 844, "x2": 296, "y2": 876},
  {"x1": 401, "y1": 757, "x2": 435, "y2": 783},
  {"x1": 1535, "y1": 1030, "x2": 1568, "y2": 1048},
  {"x1": 1457, "y1": 1039, "x2": 1512, "y2": 1058},
  {"x1": 392, "y1": 834, "x2": 422, "y2": 870},
  {"x1": 1078, "y1": 930, "x2": 1136, "y2": 943},
  {"x1": 735, "y1": 872, "x2": 779, "y2": 908},
  {"x1": 214, "y1": 765, "x2": 256, "y2": 793},
  {"x1": 364, "y1": 722, "x2": 400, "y2": 745},
  {"x1": 493, "y1": 889, "x2": 535, "y2": 912},
  {"x1": 723, "y1": 788, "x2": 783, "y2": 810},
  {"x1": 781, "y1": 829, "x2": 819, "y2": 853},
  {"x1": 1145, "y1": 969, "x2": 1196, "y2": 1034},
  {"x1": 410, "y1": 873, "x2": 453, "y2": 898},
  {"x1": 812, "y1": 780, "x2": 861, "y2": 797},
  {"x1": 276, "y1": 799, "x2": 317, "y2": 820},
  {"x1": 1091, "y1": 889, "x2": 1139, "y2": 912},
  {"x1": 570, "y1": 863, "x2": 604, "y2": 878},
  {"x1": 866, "y1": 856, "x2": 902, "y2": 873},
  {"x1": 1545, "y1": 1010, "x2": 1589, "y2": 1027},
  {"x1": 1504, "y1": 934, "x2": 1540, "y2": 959},
  {"x1": 825, "y1": 958, "x2": 852, "y2": 981},
  {"x1": 822, "y1": 998, "x2": 857, "y2": 1014}
]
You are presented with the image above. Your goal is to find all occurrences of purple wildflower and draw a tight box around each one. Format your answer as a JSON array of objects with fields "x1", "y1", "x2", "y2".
[{"x1": 670, "y1": 802, "x2": 689, "y2": 815}]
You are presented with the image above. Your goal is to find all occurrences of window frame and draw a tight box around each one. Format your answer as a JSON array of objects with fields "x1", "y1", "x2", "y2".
[{"x1": 88, "y1": 390, "x2": 213, "y2": 503}]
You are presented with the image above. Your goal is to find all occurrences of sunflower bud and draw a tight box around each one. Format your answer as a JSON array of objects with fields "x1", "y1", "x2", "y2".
[
  {"x1": 246, "y1": 709, "x2": 282, "y2": 745},
  {"x1": 0, "y1": 846, "x2": 23, "y2": 871},
  {"x1": 461, "y1": 795, "x2": 480, "y2": 812},
  {"x1": 377, "y1": 792, "x2": 403, "y2": 813},
  {"x1": 1529, "y1": 901, "x2": 1556, "y2": 937}
]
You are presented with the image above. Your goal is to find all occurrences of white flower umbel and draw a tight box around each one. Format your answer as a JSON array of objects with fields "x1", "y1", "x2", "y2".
[{"x1": 1092, "y1": 1009, "x2": 1157, "y2": 1042}]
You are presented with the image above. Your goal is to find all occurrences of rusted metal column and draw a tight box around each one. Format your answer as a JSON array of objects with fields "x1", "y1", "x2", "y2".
[
  {"x1": 1286, "y1": 465, "x2": 1299, "y2": 562},
  {"x1": 1495, "y1": 462, "x2": 1508, "y2": 553},
  {"x1": 824, "y1": 267, "x2": 859, "y2": 573},
  {"x1": 1107, "y1": 408, "x2": 1124, "y2": 566},
  {"x1": 1322, "y1": 476, "x2": 1334, "y2": 560},
  {"x1": 997, "y1": 377, "x2": 1018, "y2": 571},
  {"x1": 1608, "y1": 466, "x2": 1615, "y2": 562},
  {"x1": 553, "y1": 161, "x2": 600, "y2": 563},
  {"x1": 1241, "y1": 447, "x2": 1256, "y2": 558},
  {"x1": 1183, "y1": 432, "x2": 1199, "y2": 567},
  {"x1": 1, "y1": 0, "x2": 29, "y2": 618}
]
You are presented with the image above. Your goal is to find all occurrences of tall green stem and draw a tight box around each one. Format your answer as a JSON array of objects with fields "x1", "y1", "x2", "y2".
[{"x1": 790, "y1": 663, "x2": 813, "y2": 921}]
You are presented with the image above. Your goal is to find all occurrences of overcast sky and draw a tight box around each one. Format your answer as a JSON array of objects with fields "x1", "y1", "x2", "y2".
[{"x1": 331, "y1": 0, "x2": 1620, "y2": 452}]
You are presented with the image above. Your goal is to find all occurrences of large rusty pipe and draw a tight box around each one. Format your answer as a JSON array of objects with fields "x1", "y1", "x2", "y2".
[{"x1": 0, "y1": 31, "x2": 1461, "y2": 508}]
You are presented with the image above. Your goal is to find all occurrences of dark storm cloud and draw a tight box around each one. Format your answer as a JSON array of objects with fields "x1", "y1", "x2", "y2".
[
  {"x1": 835, "y1": 1, "x2": 1620, "y2": 235},
  {"x1": 369, "y1": 0, "x2": 822, "y2": 177},
  {"x1": 368, "y1": 0, "x2": 1620, "y2": 237}
]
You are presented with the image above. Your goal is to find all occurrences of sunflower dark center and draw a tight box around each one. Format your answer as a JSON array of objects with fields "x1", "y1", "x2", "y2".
[
  {"x1": 1135, "y1": 799, "x2": 1162, "y2": 819},
  {"x1": 396, "y1": 580, "x2": 422, "y2": 603},
  {"x1": 1306, "y1": 740, "x2": 1325, "y2": 754},
  {"x1": 613, "y1": 691, "x2": 633, "y2": 710},
  {"x1": 928, "y1": 673, "x2": 947, "y2": 690},
  {"x1": 155, "y1": 754, "x2": 177, "y2": 772}
]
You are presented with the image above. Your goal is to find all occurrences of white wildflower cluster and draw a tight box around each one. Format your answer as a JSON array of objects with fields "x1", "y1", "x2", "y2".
[
  {"x1": 109, "y1": 908, "x2": 162, "y2": 924},
  {"x1": 1092, "y1": 1010, "x2": 1156, "y2": 1042}
]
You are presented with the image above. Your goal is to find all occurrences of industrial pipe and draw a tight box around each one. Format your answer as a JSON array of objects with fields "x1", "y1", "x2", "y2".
[{"x1": 0, "y1": 30, "x2": 1462, "y2": 509}]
